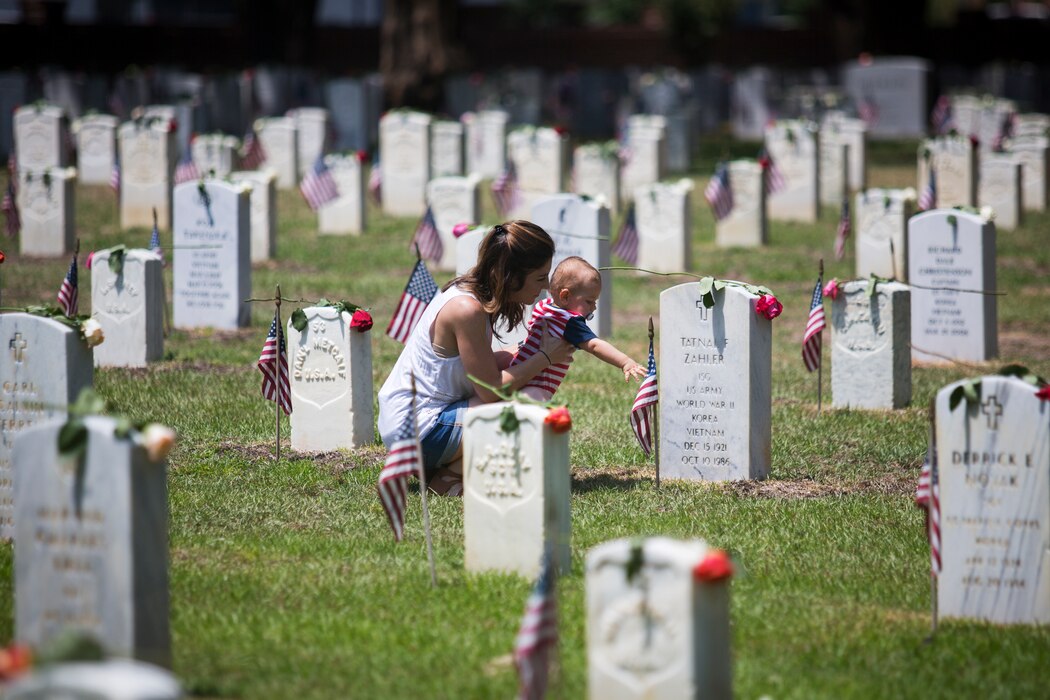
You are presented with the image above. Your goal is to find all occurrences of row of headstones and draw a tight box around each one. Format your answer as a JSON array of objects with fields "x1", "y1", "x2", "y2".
[{"x1": 947, "y1": 95, "x2": 1050, "y2": 151}]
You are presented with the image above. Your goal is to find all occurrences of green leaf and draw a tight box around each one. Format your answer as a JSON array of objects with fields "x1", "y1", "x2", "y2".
[
  {"x1": 499, "y1": 405, "x2": 519, "y2": 434},
  {"x1": 317, "y1": 297, "x2": 332, "y2": 307},
  {"x1": 744, "y1": 284, "x2": 759, "y2": 295},
  {"x1": 998, "y1": 364, "x2": 1029, "y2": 378},
  {"x1": 106, "y1": 244, "x2": 127, "y2": 276},
  {"x1": 949, "y1": 386, "x2": 965, "y2": 411},
  {"x1": 756, "y1": 286, "x2": 772, "y2": 295},
  {"x1": 963, "y1": 379, "x2": 980, "y2": 405},
  {"x1": 701, "y1": 291, "x2": 715, "y2": 309},
  {"x1": 70, "y1": 388, "x2": 107, "y2": 416},
  {"x1": 697, "y1": 276, "x2": 714, "y2": 297},
  {"x1": 946, "y1": 214, "x2": 957, "y2": 227},
  {"x1": 625, "y1": 538, "x2": 645, "y2": 583},
  {"x1": 290, "y1": 309, "x2": 308, "y2": 332},
  {"x1": 867, "y1": 274, "x2": 879, "y2": 297},
  {"x1": 58, "y1": 419, "x2": 88, "y2": 458},
  {"x1": 713, "y1": 280, "x2": 727, "y2": 291},
  {"x1": 113, "y1": 416, "x2": 133, "y2": 439}
]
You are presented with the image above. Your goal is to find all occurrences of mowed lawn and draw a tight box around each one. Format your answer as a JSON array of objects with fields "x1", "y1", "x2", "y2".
[{"x1": 1, "y1": 139, "x2": 1049, "y2": 698}]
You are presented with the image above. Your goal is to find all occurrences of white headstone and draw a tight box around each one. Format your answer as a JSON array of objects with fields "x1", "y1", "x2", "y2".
[
  {"x1": 841, "y1": 57, "x2": 930, "y2": 138},
  {"x1": 463, "y1": 402, "x2": 571, "y2": 579},
  {"x1": 530, "y1": 194, "x2": 612, "y2": 339},
  {"x1": 951, "y1": 95, "x2": 981, "y2": 138},
  {"x1": 426, "y1": 175, "x2": 481, "y2": 272},
  {"x1": 0, "y1": 313, "x2": 93, "y2": 539},
  {"x1": 821, "y1": 113, "x2": 867, "y2": 191},
  {"x1": 1011, "y1": 138, "x2": 1048, "y2": 212},
  {"x1": 288, "y1": 107, "x2": 329, "y2": 178},
  {"x1": 935, "y1": 375, "x2": 1050, "y2": 624},
  {"x1": 90, "y1": 249, "x2": 164, "y2": 368},
  {"x1": 586, "y1": 537, "x2": 732, "y2": 700},
  {"x1": 854, "y1": 188, "x2": 916, "y2": 281},
  {"x1": 463, "y1": 109, "x2": 508, "y2": 179},
  {"x1": 254, "y1": 116, "x2": 298, "y2": 189},
  {"x1": 287, "y1": 307, "x2": 374, "y2": 451},
  {"x1": 229, "y1": 169, "x2": 278, "y2": 260},
  {"x1": 633, "y1": 179, "x2": 692, "y2": 272},
  {"x1": 454, "y1": 225, "x2": 489, "y2": 277},
  {"x1": 819, "y1": 140, "x2": 850, "y2": 207},
  {"x1": 507, "y1": 127, "x2": 568, "y2": 218},
  {"x1": 17, "y1": 166, "x2": 76, "y2": 257},
  {"x1": 765, "y1": 121, "x2": 820, "y2": 223},
  {"x1": 573, "y1": 143, "x2": 621, "y2": 213},
  {"x1": 14, "y1": 416, "x2": 170, "y2": 665},
  {"x1": 379, "y1": 110, "x2": 432, "y2": 217},
  {"x1": 172, "y1": 180, "x2": 251, "y2": 330},
  {"x1": 976, "y1": 98, "x2": 1017, "y2": 153},
  {"x1": 119, "y1": 120, "x2": 176, "y2": 231},
  {"x1": 908, "y1": 210, "x2": 997, "y2": 363},
  {"x1": 73, "y1": 114, "x2": 118, "y2": 185},
  {"x1": 917, "y1": 136, "x2": 977, "y2": 208},
  {"x1": 715, "y1": 160, "x2": 766, "y2": 249},
  {"x1": 317, "y1": 154, "x2": 365, "y2": 236},
  {"x1": 620, "y1": 116, "x2": 666, "y2": 204},
  {"x1": 658, "y1": 283, "x2": 771, "y2": 481},
  {"x1": 1013, "y1": 112, "x2": 1049, "y2": 142},
  {"x1": 15, "y1": 104, "x2": 67, "y2": 172},
  {"x1": 730, "y1": 67, "x2": 773, "y2": 140},
  {"x1": 430, "y1": 120, "x2": 464, "y2": 177},
  {"x1": 830, "y1": 279, "x2": 911, "y2": 409},
  {"x1": 190, "y1": 134, "x2": 239, "y2": 178},
  {"x1": 5, "y1": 659, "x2": 182, "y2": 700},
  {"x1": 978, "y1": 154, "x2": 1023, "y2": 231}
]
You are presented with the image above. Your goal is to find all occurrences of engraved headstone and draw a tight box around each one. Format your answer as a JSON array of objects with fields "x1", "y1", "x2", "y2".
[
  {"x1": 430, "y1": 120, "x2": 464, "y2": 177},
  {"x1": 573, "y1": 143, "x2": 621, "y2": 212},
  {"x1": 507, "y1": 127, "x2": 568, "y2": 219},
  {"x1": 229, "y1": 169, "x2": 278, "y2": 261},
  {"x1": 287, "y1": 307, "x2": 373, "y2": 451},
  {"x1": 1011, "y1": 138, "x2": 1048, "y2": 212},
  {"x1": 934, "y1": 375, "x2": 1050, "y2": 624},
  {"x1": 288, "y1": 107, "x2": 329, "y2": 179},
  {"x1": 841, "y1": 56, "x2": 930, "y2": 138},
  {"x1": 15, "y1": 104, "x2": 67, "y2": 172},
  {"x1": 172, "y1": 180, "x2": 251, "y2": 330},
  {"x1": 190, "y1": 134, "x2": 239, "y2": 178},
  {"x1": 634, "y1": 179, "x2": 692, "y2": 272},
  {"x1": 658, "y1": 283, "x2": 771, "y2": 481},
  {"x1": 463, "y1": 109, "x2": 507, "y2": 179},
  {"x1": 91, "y1": 249, "x2": 164, "y2": 368},
  {"x1": 0, "y1": 313, "x2": 93, "y2": 539},
  {"x1": 855, "y1": 188, "x2": 916, "y2": 281},
  {"x1": 830, "y1": 279, "x2": 911, "y2": 409},
  {"x1": 715, "y1": 160, "x2": 766, "y2": 248},
  {"x1": 119, "y1": 120, "x2": 176, "y2": 231},
  {"x1": 1013, "y1": 113, "x2": 1049, "y2": 142},
  {"x1": 819, "y1": 140, "x2": 850, "y2": 207},
  {"x1": 586, "y1": 537, "x2": 732, "y2": 700},
  {"x1": 426, "y1": 175, "x2": 480, "y2": 272},
  {"x1": 620, "y1": 115, "x2": 666, "y2": 204},
  {"x1": 317, "y1": 154, "x2": 365, "y2": 236},
  {"x1": 14, "y1": 416, "x2": 170, "y2": 665},
  {"x1": 73, "y1": 114, "x2": 118, "y2": 185},
  {"x1": 765, "y1": 120, "x2": 820, "y2": 223},
  {"x1": 463, "y1": 402, "x2": 571, "y2": 579},
  {"x1": 254, "y1": 117, "x2": 298, "y2": 189},
  {"x1": 978, "y1": 154, "x2": 1023, "y2": 231},
  {"x1": 17, "y1": 166, "x2": 76, "y2": 257},
  {"x1": 379, "y1": 110, "x2": 432, "y2": 217},
  {"x1": 917, "y1": 136, "x2": 977, "y2": 208},
  {"x1": 821, "y1": 113, "x2": 867, "y2": 191},
  {"x1": 908, "y1": 210, "x2": 997, "y2": 363}
]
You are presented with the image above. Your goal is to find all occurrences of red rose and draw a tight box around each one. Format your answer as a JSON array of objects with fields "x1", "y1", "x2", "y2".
[
  {"x1": 755, "y1": 294, "x2": 783, "y2": 320},
  {"x1": 693, "y1": 549, "x2": 734, "y2": 582},
  {"x1": 544, "y1": 406, "x2": 572, "y2": 433},
  {"x1": 1036, "y1": 385, "x2": 1050, "y2": 401},
  {"x1": 969, "y1": 134, "x2": 979, "y2": 148},
  {"x1": 822, "y1": 279, "x2": 840, "y2": 300},
  {"x1": 356, "y1": 150, "x2": 369, "y2": 163},
  {"x1": 350, "y1": 309, "x2": 373, "y2": 333},
  {"x1": 0, "y1": 249, "x2": 5, "y2": 264},
  {"x1": 0, "y1": 642, "x2": 32, "y2": 680},
  {"x1": 453, "y1": 222, "x2": 474, "y2": 238},
  {"x1": 168, "y1": 118, "x2": 178, "y2": 132},
  {"x1": 85, "y1": 251, "x2": 94, "y2": 270},
  {"x1": 553, "y1": 125, "x2": 568, "y2": 136},
  {"x1": 758, "y1": 156, "x2": 770, "y2": 171}
]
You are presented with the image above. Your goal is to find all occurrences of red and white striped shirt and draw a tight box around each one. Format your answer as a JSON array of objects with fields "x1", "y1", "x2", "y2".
[{"x1": 509, "y1": 298, "x2": 592, "y2": 396}]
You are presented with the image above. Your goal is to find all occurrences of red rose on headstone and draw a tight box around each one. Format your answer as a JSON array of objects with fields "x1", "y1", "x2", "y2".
[
  {"x1": 350, "y1": 309, "x2": 373, "y2": 332},
  {"x1": 822, "y1": 278, "x2": 840, "y2": 300},
  {"x1": 453, "y1": 222, "x2": 474, "y2": 238},
  {"x1": 544, "y1": 406, "x2": 572, "y2": 433},
  {"x1": 168, "y1": 118, "x2": 178, "y2": 133},
  {"x1": 85, "y1": 251, "x2": 95, "y2": 270},
  {"x1": 755, "y1": 294, "x2": 783, "y2": 320},
  {"x1": 356, "y1": 150, "x2": 369, "y2": 163},
  {"x1": 1036, "y1": 385, "x2": 1050, "y2": 401},
  {"x1": 692, "y1": 549, "x2": 734, "y2": 582}
]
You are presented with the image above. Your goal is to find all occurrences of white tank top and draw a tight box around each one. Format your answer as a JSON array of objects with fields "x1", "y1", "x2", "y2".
[{"x1": 377, "y1": 286, "x2": 487, "y2": 446}]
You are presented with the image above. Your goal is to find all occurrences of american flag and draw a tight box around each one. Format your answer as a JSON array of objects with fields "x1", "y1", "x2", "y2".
[
  {"x1": 857, "y1": 95, "x2": 880, "y2": 128},
  {"x1": 258, "y1": 314, "x2": 292, "y2": 416},
  {"x1": 386, "y1": 259, "x2": 439, "y2": 344},
  {"x1": 110, "y1": 157, "x2": 121, "y2": 194},
  {"x1": 377, "y1": 413, "x2": 421, "y2": 542},
  {"x1": 239, "y1": 130, "x2": 266, "y2": 170},
  {"x1": 758, "y1": 147, "x2": 786, "y2": 195},
  {"x1": 492, "y1": 160, "x2": 521, "y2": 218},
  {"x1": 300, "y1": 156, "x2": 340, "y2": 211},
  {"x1": 57, "y1": 253, "x2": 78, "y2": 317},
  {"x1": 368, "y1": 159, "x2": 382, "y2": 205},
  {"x1": 514, "y1": 555, "x2": 558, "y2": 700},
  {"x1": 992, "y1": 112, "x2": 1015, "y2": 153},
  {"x1": 630, "y1": 336, "x2": 659, "y2": 456},
  {"x1": 174, "y1": 151, "x2": 200, "y2": 185},
  {"x1": 704, "y1": 162, "x2": 734, "y2": 221},
  {"x1": 149, "y1": 220, "x2": 164, "y2": 264},
  {"x1": 801, "y1": 273, "x2": 826, "y2": 372},
  {"x1": 2, "y1": 179, "x2": 19, "y2": 237},
  {"x1": 918, "y1": 167, "x2": 937, "y2": 211},
  {"x1": 411, "y1": 205, "x2": 443, "y2": 263},
  {"x1": 930, "y1": 95, "x2": 954, "y2": 135},
  {"x1": 834, "y1": 198, "x2": 851, "y2": 261},
  {"x1": 610, "y1": 203, "x2": 639, "y2": 265},
  {"x1": 915, "y1": 435, "x2": 942, "y2": 575}
]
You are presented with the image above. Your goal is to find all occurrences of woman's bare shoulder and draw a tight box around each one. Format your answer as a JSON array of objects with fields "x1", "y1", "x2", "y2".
[{"x1": 440, "y1": 293, "x2": 485, "y2": 322}]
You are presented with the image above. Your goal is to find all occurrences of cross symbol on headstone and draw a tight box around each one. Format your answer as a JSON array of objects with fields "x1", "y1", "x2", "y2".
[
  {"x1": 9, "y1": 333, "x2": 27, "y2": 363},
  {"x1": 981, "y1": 396, "x2": 1004, "y2": 430}
]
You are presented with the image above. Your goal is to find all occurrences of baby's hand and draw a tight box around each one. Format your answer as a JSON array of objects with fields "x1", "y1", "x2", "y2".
[{"x1": 622, "y1": 360, "x2": 646, "y2": 382}]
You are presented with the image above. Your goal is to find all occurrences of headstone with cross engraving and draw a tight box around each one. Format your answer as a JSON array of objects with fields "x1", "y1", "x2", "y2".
[
  {"x1": 73, "y1": 114, "x2": 118, "y2": 185},
  {"x1": 430, "y1": 120, "x2": 464, "y2": 177},
  {"x1": 855, "y1": 188, "x2": 916, "y2": 281},
  {"x1": 229, "y1": 169, "x2": 278, "y2": 260},
  {"x1": 586, "y1": 537, "x2": 732, "y2": 700},
  {"x1": 426, "y1": 175, "x2": 480, "y2": 272},
  {"x1": 463, "y1": 109, "x2": 507, "y2": 179},
  {"x1": 620, "y1": 115, "x2": 666, "y2": 205},
  {"x1": 16, "y1": 166, "x2": 76, "y2": 257},
  {"x1": 287, "y1": 307, "x2": 373, "y2": 451},
  {"x1": 830, "y1": 279, "x2": 911, "y2": 409},
  {"x1": 765, "y1": 120, "x2": 820, "y2": 223},
  {"x1": 254, "y1": 116, "x2": 298, "y2": 189},
  {"x1": 634, "y1": 179, "x2": 693, "y2": 272},
  {"x1": 119, "y1": 119, "x2": 177, "y2": 231},
  {"x1": 172, "y1": 180, "x2": 251, "y2": 330},
  {"x1": 15, "y1": 104, "x2": 68, "y2": 173},
  {"x1": 934, "y1": 375, "x2": 1050, "y2": 624},
  {"x1": 0, "y1": 313, "x2": 93, "y2": 540},
  {"x1": 190, "y1": 134, "x2": 239, "y2": 179},
  {"x1": 90, "y1": 249, "x2": 164, "y2": 368},
  {"x1": 380, "y1": 110, "x2": 432, "y2": 217},
  {"x1": 715, "y1": 160, "x2": 766, "y2": 249},
  {"x1": 978, "y1": 153, "x2": 1023, "y2": 231},
  {"x1": 316, "y1": 153, "x2": 365, "y2": 236},
  {"x1": 463, "y1": 402, "x2": 571, "y2": 579},
  {"x1": 13, "y1": 415, "x2": 170, "y2": 665},
  {"x1": 288, "y1": 107, "x2": 329, "y2": 179},
  {"x1": 574, "y1": 143, "x2": 621, "y2": 213},
  {"x1": 917, "y1": 136, "x2": 978, "y2": 208},
  {"x1": 507, "y1": 127, "x2": 568, "y2": 219},
  {"x1": 658, "y1": 283, "x2": 772, "y2": 481},
  {"x1": 908, "y1": 209, "x2": 997, "y2": 363}
]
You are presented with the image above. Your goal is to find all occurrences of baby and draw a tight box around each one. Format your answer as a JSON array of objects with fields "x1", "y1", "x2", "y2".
[{"x1": 510, "y1": 256, "x2": 647, "y2": 401}]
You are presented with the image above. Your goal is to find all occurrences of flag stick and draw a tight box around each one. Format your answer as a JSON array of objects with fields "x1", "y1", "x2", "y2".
[
  {"x1": 889, "y1": 238, "x2": 899, "y2": 281},
  {"x1": 155, "y1": 207, "x2": 172, "y2": 338},
  {"x1": 74, "y1": 237, "x2": 79, "y2": 258},
  {"x1": 926, "y1": 398, "x2": 939, "y2": 641},
  {"x1": 650, "y1": 316, "x2": 660, "y2": 489},
  {"x1": 817, "y1": 259, "x2": 824, "y2": 413},
  {"x1": 274, "y1": 283, "x2": 282, "y2": 462},
  {"x1": 411, "y1": 371, "x2": 438, "y2": 587}
]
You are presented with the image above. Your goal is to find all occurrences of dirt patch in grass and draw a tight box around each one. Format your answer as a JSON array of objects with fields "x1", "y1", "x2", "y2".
[
  {"x1": 721, "y1": 469, "x2": 915, "y2": 499},
  {"x1": 215, "y1": 440, "x2": 385, "y2": 472},
  {"x1": 253, "y1": 259, "x2": 320, "y2": 274},
  {"x1": 999, "y1": 323, "x2": 1050, "y2": 363},
  {"x1": 181, "y1": 328, "x2": 260, "y2": 342}
]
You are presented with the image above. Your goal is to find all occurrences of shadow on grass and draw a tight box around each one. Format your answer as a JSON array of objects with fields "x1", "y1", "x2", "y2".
[{"x1": 571, "y1": 467, "x2": 651, "y2": 494}]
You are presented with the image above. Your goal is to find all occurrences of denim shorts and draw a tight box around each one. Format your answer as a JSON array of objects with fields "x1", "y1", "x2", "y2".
[{"x1": 419, "y1": 399, "x2": 468, "y2": 480}]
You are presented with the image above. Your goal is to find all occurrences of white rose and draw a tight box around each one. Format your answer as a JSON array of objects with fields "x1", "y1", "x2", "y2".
[
  {"x1": 980, "y1": 205, "x2": 995, "y2": 221},
  {"x1": 81, "y1": 318, "x2": 105, "y2": 347},
  {"x1": 142, "y1": 423, "x2": 176, "y2": 462}
]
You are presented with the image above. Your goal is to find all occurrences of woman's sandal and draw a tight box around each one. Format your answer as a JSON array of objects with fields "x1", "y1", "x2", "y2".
[{"x1": 428, "y1": 468, "x2": 463, "y2": 497}]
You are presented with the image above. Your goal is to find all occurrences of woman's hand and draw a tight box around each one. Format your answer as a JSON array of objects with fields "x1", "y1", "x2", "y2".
[{"x1": 538, "y1": 318, "x2": 574, "y2": 365}]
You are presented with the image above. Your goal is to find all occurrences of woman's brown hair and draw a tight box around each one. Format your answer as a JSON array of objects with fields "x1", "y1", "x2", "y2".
[{"x1": 444, "y1": 220, "x2": 554, "y2": 334}]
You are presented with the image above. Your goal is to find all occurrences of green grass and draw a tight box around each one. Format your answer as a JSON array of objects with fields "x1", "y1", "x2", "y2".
[{"x1": 1, "y1": 151, "x2": 1048, "y2": 699}]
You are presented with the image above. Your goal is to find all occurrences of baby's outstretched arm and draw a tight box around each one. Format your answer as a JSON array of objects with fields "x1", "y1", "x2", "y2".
[{"x1": 578, "y1": 338, "x2": 647, "y2": 382}]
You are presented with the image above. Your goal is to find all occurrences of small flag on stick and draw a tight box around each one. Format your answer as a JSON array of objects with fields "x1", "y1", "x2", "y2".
[
  {"x1": 377, "y1": 413, "x2": 422, "y2": 542},
  {"x1": 300, "y1": 156, "x2": 340, "y2": 211},
  {"x1": 802, "y1": 272, "x2": 826, "y2": 373},
  {"x1": 110, "y1": 157, "x2": 121, "y2": 194},
  {"x1": 411, "y1": 205, "x2": 443, "y2": 263},
  {"x1": 834, "y1": 198, "x2": 851, "y2": 261},
  {"x1": 149, "y1": 211, "x2": 164, "y2": 265},
  {"x1": 610, "y1": 204, "x2": 639, "y2": 265},
  {"x1": 930, "y1": 96, "x2": 953, "y2": 135},
  {"x1": 918, "y1": 167, "x2": 937, "y2": 211},
  {"x1": 704, "y1": 162, "x2": 734, "y2": 221},
  {"x1": 630, "y1": 335, "x2": 659, "y2": 456},
  {"x1": 492, "y1": 160, "x2": 521, "y2": 217},
  {"x1": 174, "y1": 151, "x2": 200, "y2": 185},
  {"x1": 514, "y1": 555, "x2": 558, "y2": 700},
  {"x1": 915, "y1": 438, "x2": 942, "y2": 576},
  {"x1": 386, "y1": 259, "x2": 439, "y2": 344},
  {"x1": 759, "y1": 147, "x2": 786, "y2": 195},
  {"x1": 57, "y1": 253, "x2": 78, "y2": 317},
  {"x1": 258, "y1": 314, "x2": 292, "y2": 416},
  {"x1": 368, "y1": 159, "x2": 382, "y2": 205},
  {"x1": 2, "y1": 179, "x2": 19, "y2": 238},
  {"x1": 239, "y1": 130, "x2": 266, "y2": 170}
]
